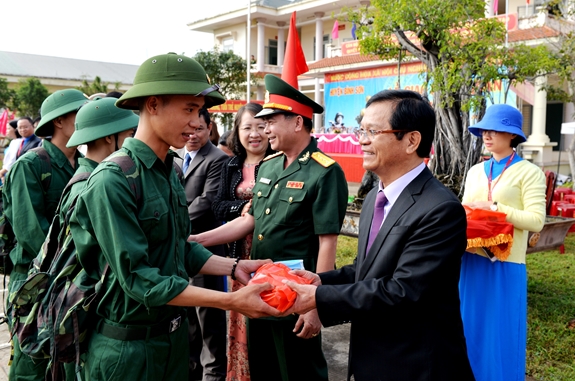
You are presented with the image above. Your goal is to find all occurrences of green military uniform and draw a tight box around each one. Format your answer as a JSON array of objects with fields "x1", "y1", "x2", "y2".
[
  {"x1": 4, "y1": 141, "x2": 82, "y2": 380},
  {"x1": 248, "y1": 139, "x2": 348, "y2": 381},
  {"x1": 70, "y1": 138, "x2": 214, "y2": 381}
]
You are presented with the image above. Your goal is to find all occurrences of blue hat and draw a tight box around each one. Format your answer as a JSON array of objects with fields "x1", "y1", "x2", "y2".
[{"x1": 468, "y1": 104, "x2": 526, "y2": 143}]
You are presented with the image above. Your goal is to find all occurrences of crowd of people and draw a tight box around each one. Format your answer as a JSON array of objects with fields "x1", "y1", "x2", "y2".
[{"x1": 0, "y1": 51, "x2": 545, "y2": 381}]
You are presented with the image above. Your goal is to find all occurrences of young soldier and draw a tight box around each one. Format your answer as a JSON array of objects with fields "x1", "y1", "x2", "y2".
[
  {"x1": 68, "y1": 53, "x2": 278, "y2": 381},
  {"x1": 3, "y1": 89, "x2": 87, "y2": 380},
  {"x1": 192, "y1": 73, "x2": 349, "y2": 380},
  {"x1": 60, "y1": 96, "x2": 139, "y2": 219}
]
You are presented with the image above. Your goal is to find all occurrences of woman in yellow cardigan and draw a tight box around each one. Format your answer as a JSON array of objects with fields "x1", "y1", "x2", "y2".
[{"x1": 461, "y1": 104, "x2": 546, "y2": 381}]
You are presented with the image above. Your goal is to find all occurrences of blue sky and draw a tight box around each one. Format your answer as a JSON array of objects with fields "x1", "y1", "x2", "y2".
[{"x1": 1, "y1": 0, "x2": 241, "y2": 65}]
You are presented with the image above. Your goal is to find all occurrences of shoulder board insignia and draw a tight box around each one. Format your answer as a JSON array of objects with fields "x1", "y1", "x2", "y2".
[
  {"x1": 263, "y1": 151, "x2": 283, "y2": 162},
  {"x1": 311, "y1": 152, "x2": 336, "y2": 167}
]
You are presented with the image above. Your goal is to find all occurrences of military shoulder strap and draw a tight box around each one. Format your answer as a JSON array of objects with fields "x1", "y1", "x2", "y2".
[
  {"x1": 263, "y1": 151, "x2": 283, "y2": 162},
  {"x1": 311, "y1": 152, "x2": 336, "y2": 168},
  {"x1": 30, "y1": 147, "x2": 52, "y2": 192}
]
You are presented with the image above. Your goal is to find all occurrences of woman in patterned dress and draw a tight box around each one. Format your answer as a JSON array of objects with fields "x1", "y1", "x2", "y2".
[{"x1": 212, "y1": 102, "x2": 274, "y2": 381}]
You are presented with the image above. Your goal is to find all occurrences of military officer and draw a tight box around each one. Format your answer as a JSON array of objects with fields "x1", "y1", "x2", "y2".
[
  {"x1": 3, "y1": 89, "x2": 87, "y2": 381},
  {"x1": 192, "y1": 73, "x2": 348, "y2": 381},
  {"x1": 68, "y1": 53, "x2": 278, "y2": 381}
]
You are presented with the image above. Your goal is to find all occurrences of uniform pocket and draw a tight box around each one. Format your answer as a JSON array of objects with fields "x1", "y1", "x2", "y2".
[
  {"x1": 138, "y1": 195, "x2": 169, "y2": 245},
  {"x1": 252, "y1": 183, "x2": 272, "y2": 220},
  {"x1": 276, "y1": 188, "x2": 307, "y2": 226}
]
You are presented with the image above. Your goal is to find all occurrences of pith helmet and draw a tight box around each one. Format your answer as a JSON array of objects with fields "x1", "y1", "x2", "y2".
[
  {"x1": 116, "y1": 53, "x2": 226, "y2": 110},
  {"x1": 255, "y1": 74, "x2": 323, "y2": 120},
  {"x1": 36, "y1": 89, "x2": 89, "y2": 137},
  {"x1": 67, "y1": 97, "x2": 139, "y2": 147}
]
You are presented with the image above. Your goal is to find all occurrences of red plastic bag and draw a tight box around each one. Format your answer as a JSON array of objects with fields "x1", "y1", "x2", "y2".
[{"x1": 248, "y1": 262, "x2": 313, "y2": 313}]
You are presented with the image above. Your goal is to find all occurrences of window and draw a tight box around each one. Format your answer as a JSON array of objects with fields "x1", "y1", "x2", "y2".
[
  {"x1": 268, "y1": 39, "x2": 277, "y2": 65},
  {"x1": 313, "y1": 35, "x2": 329, "y2": 60},
  {"x1": 222, "y1": 37, "x2": 234, "y2": 53}
]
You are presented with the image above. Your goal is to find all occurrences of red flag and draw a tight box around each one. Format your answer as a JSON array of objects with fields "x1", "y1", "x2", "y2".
[
  {"x1": 282, "y1": 11, "x2": 309, "y2": 88},
  {"x1": 332, "y1": 20, "x2": 339, "y2": 39},
  {"x1": 493, "y1": 0, "x2": 499, "y2": 14},
  {"x1": 0, "y1": 109, "x2": 8, "y2": 136}
]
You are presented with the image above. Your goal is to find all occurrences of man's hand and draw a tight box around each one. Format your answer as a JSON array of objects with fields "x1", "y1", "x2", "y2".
[
  {"x1": 235, "y1": 259, "x2": 272, "y2": 285},
  {"x1": 282, "y1": 281, "x2": 318, "y2": 316},
  {"x1": 293, "y1": 309, "x2": 322, "y2": 339},
  {"x1": 230, "y1": 282, "x2": 281, "y2": 318},
  {"x1": 188, "y1": 234, "x2": 198, "y2": 242},
  {"x1": 290, "y1": 270, "x2": 322, "y2": 287}
]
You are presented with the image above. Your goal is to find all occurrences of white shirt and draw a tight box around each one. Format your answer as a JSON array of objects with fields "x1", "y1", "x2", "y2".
[{"x1": 2, "y1": 138, "x2": 22, "y2": 171}]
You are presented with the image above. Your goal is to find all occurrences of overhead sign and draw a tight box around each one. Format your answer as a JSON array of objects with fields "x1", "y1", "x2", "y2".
[{"x1": 209, "y1": 99, "x2": 264, "y2": 113}]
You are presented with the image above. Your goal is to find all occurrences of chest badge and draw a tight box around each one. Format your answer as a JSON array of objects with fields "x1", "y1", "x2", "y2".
[
  {"x1": 286, "y1": 181, "x2": 304, "y2": 189},
  {"x1": 259, "y1": 177, "x2": 272, "y2": 184}
]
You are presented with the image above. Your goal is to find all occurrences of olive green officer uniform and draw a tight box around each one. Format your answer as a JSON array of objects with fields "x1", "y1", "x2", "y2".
[
  {"x1": 3, "y1": 89, "x2": 86, "y2": 381},
  {"x1": 246, "y1": 74, "x2": 348, "y2": 381}
]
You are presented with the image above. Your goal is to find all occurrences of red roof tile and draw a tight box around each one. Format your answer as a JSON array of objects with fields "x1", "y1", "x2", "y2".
[{"x1": 508, "y1": 26, "x2": 560, "y2": 42}]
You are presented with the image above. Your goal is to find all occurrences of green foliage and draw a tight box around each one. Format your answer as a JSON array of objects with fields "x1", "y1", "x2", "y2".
[
  {"x1": 192, "y1": 48, "x2": 260, "y2": 130},
  {"x1": 76, "y1": 76, "x2": 116, "y2": 96},
  {"x1": 345, "y1": 0, "x2": 562, "y2": 186},
  {"x1": 336, "y1": 234, "x2": 575, "y2": 379},
  {"x1": 0, "y1": 77, "x2": 15, "y2": 109},
  {"x1": 9, "y1": 78, "x2": 49, "y2": 118},
  {"x1": 526, "y1": 236, "x2": 575, "y2": 380}
]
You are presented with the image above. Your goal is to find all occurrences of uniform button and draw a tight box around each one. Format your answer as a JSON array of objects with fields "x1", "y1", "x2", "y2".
[
  {"x1": 257, "y1": 191, "x2": 262, "y2": 197},
  {"x1": 258, "y1": 234, "x2": 264, "y2": 241},
  {"x1": 274, "y1": 184, "x2": 278, "y2": 189},
  {"x1": 288, "y1": 197, "x2": 293, "y2": 203},
  {"x1": 265, "y1": 208, "x2": 270, "y2": 215}
]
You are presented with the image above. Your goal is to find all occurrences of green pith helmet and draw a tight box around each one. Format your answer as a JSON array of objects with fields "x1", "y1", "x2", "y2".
[
  {"x1": 116, "y1": 53, "x2": 226, "y2": 110},
  {"x1": 36, "y1": 89, "x2": 89, "y2": 137},
  {"x1": 67, "y1": 97, "x2": 139, "y2": 147}
]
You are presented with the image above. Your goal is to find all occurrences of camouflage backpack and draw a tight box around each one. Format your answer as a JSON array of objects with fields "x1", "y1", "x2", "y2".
[
  {"x1": 8, "y1": 152, "x2": 142, "y2": 380},
  {"x1": 0, "y1": 147, "x2": 52, "y2": 275}
]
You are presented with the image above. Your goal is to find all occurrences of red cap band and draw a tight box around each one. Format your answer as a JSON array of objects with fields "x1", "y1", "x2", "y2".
[{"x1": 265, "y1": 94, "x2": 314, "y2": 119}]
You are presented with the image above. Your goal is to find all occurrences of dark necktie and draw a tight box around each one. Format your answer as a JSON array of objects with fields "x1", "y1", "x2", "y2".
[
  {"x1": 17, "y1": 139, "x2": 25, "y2": 157},
  {"x1": 183, "y1": 153, "x2": 191, "y2": 173},
  {"x1": 366, "y1": 191, "x2": 387, "y2": 254}
]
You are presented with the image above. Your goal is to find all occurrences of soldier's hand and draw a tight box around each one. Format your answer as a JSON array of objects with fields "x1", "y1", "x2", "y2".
[
  {"x1": 235, "y1": 259, "x2": 272, "y2": 285},
  {"x1": 241, "y1": 199, "x2": 252, "y2": 216},
  {"x1": 231, "y1": 282, "x2": 280, "y2": 318},
  {"x1": 289, "y1": 270, "x2": 322, "y2": 286}
]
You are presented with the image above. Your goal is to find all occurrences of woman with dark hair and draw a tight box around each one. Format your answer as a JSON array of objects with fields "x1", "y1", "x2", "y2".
[
  {"x1": 212, "y1": 102, "x2": 274, "y2": 381},
  {"x1": 461, "y1": 104, "x2": 546, "y2": 381}
]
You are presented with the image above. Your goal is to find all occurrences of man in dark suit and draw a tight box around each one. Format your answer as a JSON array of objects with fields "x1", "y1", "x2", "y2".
[
  {"x1": 285, "y1": 90, "x2": 475, "y2": 381},
  {"x1": 174, "y1": 107, "x2": 229, "y2": 381},
  {"x1": 16, "y1": 116, "x2": 42, "y2": 158}
]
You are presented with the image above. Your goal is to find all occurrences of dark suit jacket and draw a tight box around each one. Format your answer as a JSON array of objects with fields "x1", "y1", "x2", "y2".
[
  {"x1": 175, "y1": 143, "x2": 228, "y2": 256},
  {"x1": 16, "y1": 135, "x2": 42, "y2": 159},
  {"x1": 316, "y1": 167, "x2": 474, "y2": 381}
]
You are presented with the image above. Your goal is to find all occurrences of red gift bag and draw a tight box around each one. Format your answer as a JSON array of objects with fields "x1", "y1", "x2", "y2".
[
  {"x1": 248, "y1": 262, "x2": 313, "y2": 312},
  {"x1": 464, "y1": 206, "x2": 514, "y2": 261}
]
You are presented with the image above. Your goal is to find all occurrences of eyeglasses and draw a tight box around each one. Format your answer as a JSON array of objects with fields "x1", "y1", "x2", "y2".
[
  {"x1": 481, "y1": 130, "x2": 499, "y2": 137},
  {"x1": 354, "y1": 128, "x2": 408, "y2": 140}
]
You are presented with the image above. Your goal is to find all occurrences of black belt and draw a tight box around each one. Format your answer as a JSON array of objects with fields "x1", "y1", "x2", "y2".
[{"x1": 98, "y1": 311, "x2": 186, "y2": 341}]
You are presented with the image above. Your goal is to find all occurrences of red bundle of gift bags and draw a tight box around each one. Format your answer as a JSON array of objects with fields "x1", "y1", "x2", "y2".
[{"x1": 248, "y1": 262, "x2": 312, "y2": 312}]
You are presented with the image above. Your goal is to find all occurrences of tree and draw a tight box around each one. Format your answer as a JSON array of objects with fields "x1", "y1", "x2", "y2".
[
  {"x1": 76, "y1": 76, "x2": 119, "y2": 96},
  {"x1": 0, "y1": 77, "x2": 15, "y2": 110},
  {"x1": 9, "y1": 78, "x2": 50, "y2": 118},
  {"x1": 192, "y1": 48, "x2": 260, "y2": 129},
  {"x1": 347, "y1": 0, "x2": 561, "y2": 194}
]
